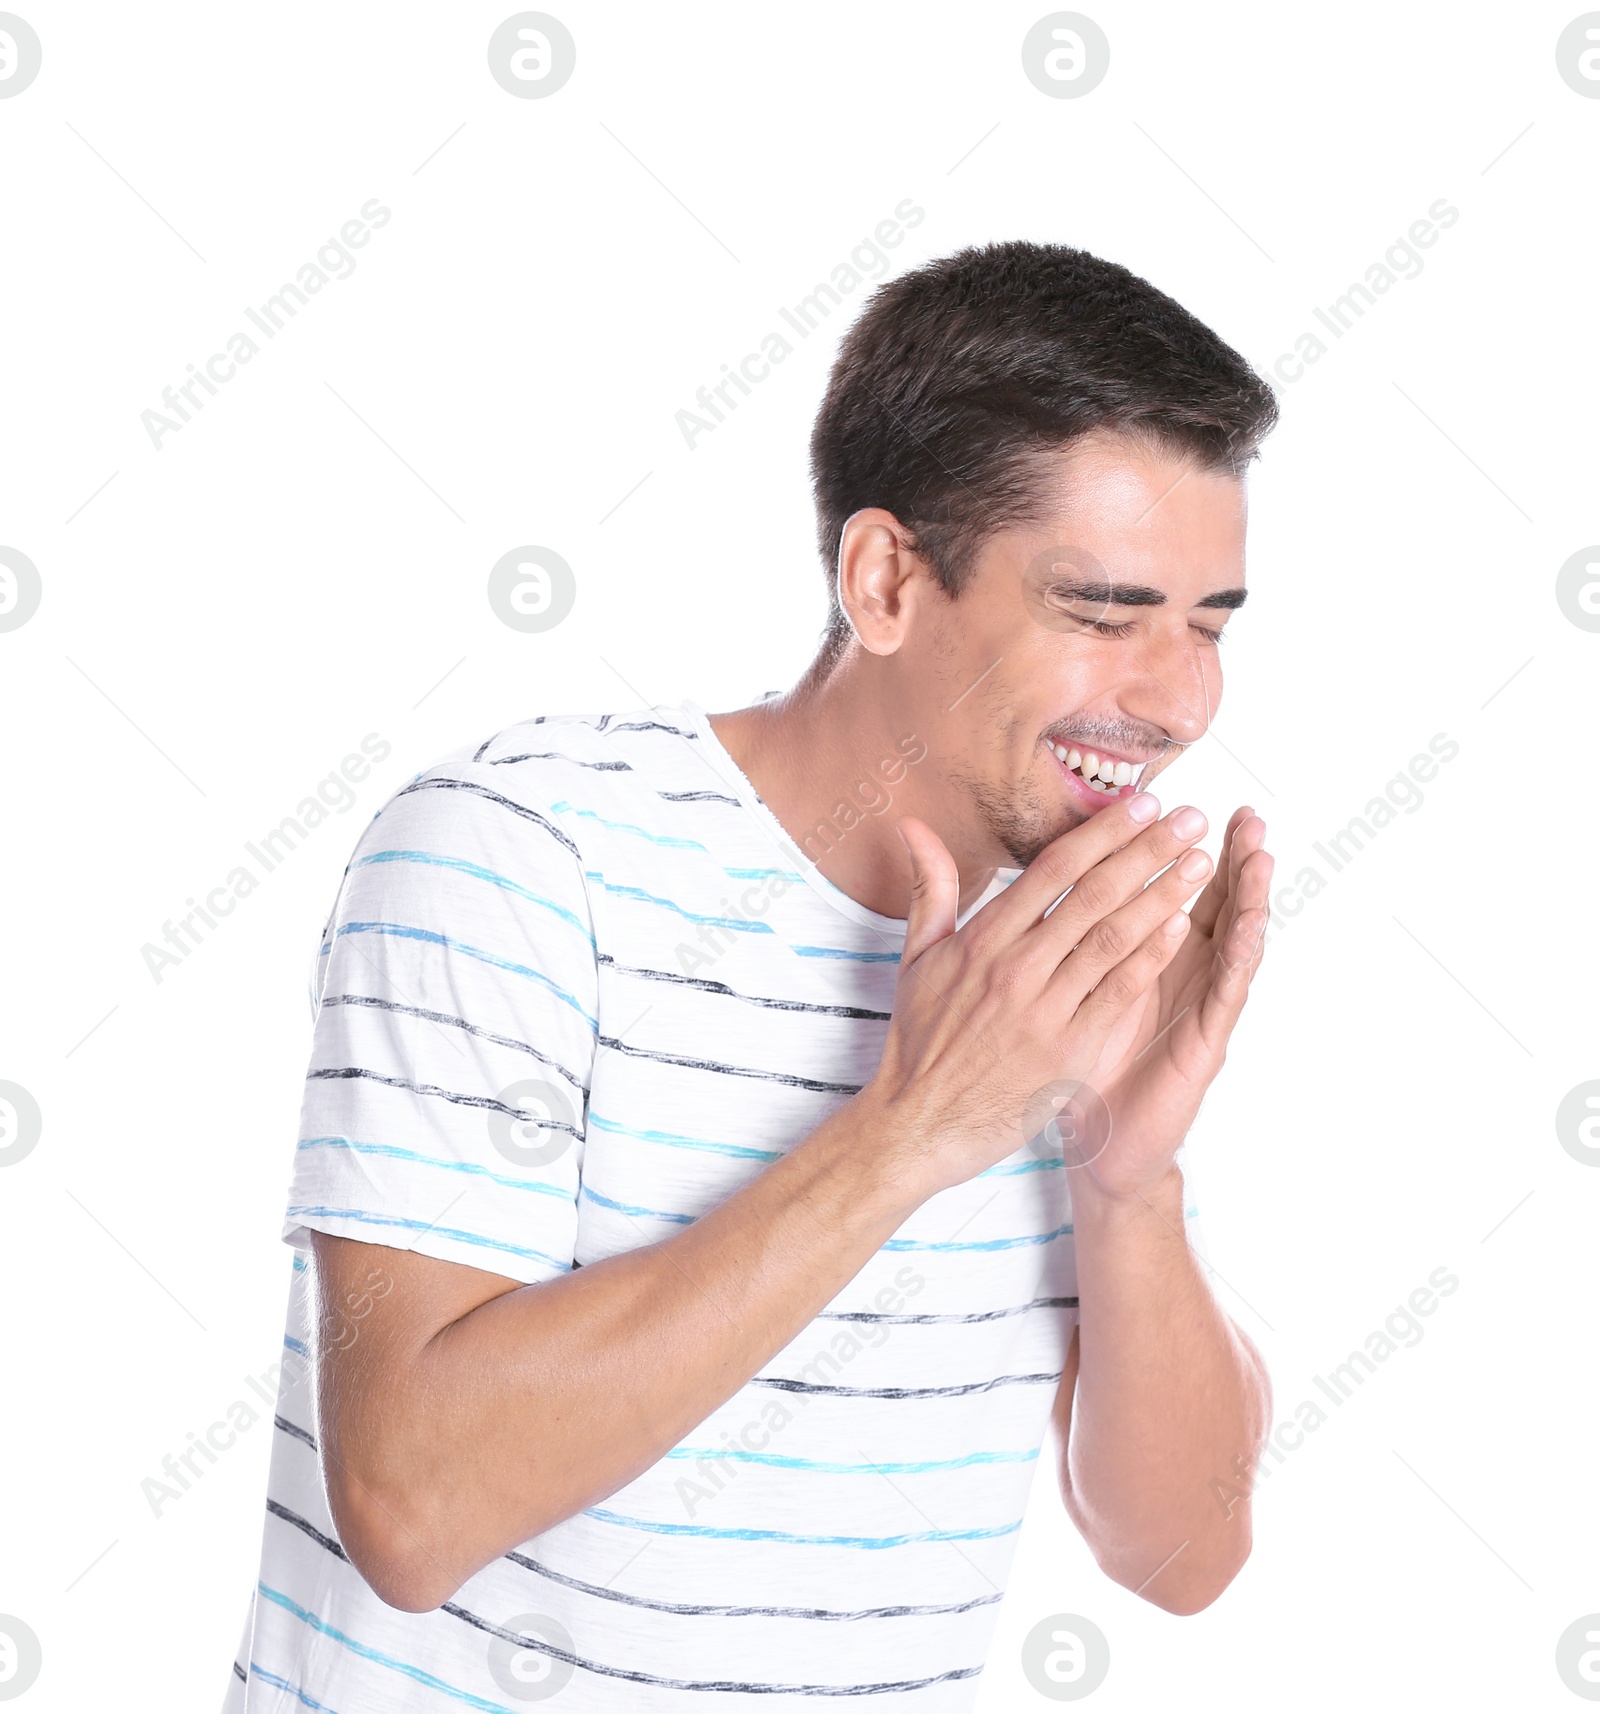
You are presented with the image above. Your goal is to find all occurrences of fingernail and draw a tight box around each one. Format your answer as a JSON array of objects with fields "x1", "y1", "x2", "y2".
[
  {"x1": 1178, "y1": 850, "x2": 1211, "y2": 881},
  {"x1": 1127, "y1": 792, "x2": 1160, "y2": 824},
  {"x1": 1164, "y1": 910, "x2": 1190, "y2": 935},
  {"x1": 1170, "y1": 806, "x2": 1206, "y2": 838}
]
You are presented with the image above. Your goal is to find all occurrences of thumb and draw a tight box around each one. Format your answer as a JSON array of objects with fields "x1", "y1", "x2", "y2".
[{"x1": 896, "y1": 816, "x2": 959, "y2": 967}]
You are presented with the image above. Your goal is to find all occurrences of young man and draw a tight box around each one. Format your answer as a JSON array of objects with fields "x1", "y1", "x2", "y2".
[{"x1": 226, "y1": 240, "x2": 1278, "y2": 1710}]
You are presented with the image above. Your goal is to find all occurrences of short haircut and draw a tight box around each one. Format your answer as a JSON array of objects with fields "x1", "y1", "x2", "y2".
[{"x1": 808, "y1": 240, "x2": 1278, "y2": 649}]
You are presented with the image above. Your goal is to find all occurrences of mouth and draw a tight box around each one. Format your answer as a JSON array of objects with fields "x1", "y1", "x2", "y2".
[{"x1": 1044, "y1": 739, "x2": 1157, "y2": 811}]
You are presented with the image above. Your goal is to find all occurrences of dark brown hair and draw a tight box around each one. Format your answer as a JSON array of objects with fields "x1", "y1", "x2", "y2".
[{"x1": 808, "y1": 240, "x2": 1277, "y2": 649}]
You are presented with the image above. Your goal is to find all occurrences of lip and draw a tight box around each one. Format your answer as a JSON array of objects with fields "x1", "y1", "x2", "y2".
[{"x1": 1045, "y1": 741, "x2": 1153, "y2": 812}]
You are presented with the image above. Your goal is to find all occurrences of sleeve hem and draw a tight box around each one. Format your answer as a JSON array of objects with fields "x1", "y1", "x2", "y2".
[{"x1": 282, "y1": 1209, "x2": 572, "y2": 1288}]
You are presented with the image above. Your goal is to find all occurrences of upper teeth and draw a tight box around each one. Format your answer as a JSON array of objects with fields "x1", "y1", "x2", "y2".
[{"x1": 1050, "y1": 742, "x2": 1136, "y2": 791}]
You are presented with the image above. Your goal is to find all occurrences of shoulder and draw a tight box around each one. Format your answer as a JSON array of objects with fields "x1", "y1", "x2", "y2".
[{"x1": 353, "y1": 706, "x2": 707, "y2": 870}]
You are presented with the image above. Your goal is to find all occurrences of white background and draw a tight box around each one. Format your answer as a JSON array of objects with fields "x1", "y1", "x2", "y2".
[{"x1": 1, "y1": 2, "x2": 1597, "y2": 1708}]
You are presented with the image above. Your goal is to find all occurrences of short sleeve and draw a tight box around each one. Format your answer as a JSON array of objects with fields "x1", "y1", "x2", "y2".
[{"x1": 282, "y1": 759, "x2": 598, "y2": 1285}]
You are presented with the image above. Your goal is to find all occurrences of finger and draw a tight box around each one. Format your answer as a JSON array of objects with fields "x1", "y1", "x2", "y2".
[
  {"x1": 1228, "y1": 814, "x2": 1266, "y2": 901},
  {"x1": 1233, "y1": 846, "x2": 1274, "y2": 973},
  {"x1": 1071, "y1": 906, "x2": 1193, "y2": 1039},
  {"x1": 1189, "y1": 806, "x2": 1253, "y2": 937},
  {"x1": 1198, "y1": 905, "x2": 1268, "y2": 1031},
  {"x1": 1029, "y1": 805, "x2": 1209, "y2": 960},
  {"x1": 1050, "y1": 840, "x2": 1214, "y2": 1001},
  {"x1": 1198, "y1": 852, "x2": 1274, "y2": 1034},
  {"x1": 1198, "y1": 812, "x2": 1265, "y2": 945},
  {"x1": 896, "y1": 817, "x2": 960, "y2": 967},
  {"x1": 974, "y1": 789, "x2": 1165, "y2": 935}
]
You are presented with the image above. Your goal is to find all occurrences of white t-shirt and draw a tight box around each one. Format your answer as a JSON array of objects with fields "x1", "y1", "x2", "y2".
[{"x1": 224, "y1": 701, "x2": 1203, "y2": 1712}]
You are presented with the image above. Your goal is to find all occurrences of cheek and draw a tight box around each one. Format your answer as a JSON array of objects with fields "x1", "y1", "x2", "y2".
[{"x1": 1008, "y1": 638, "x2": 1106, "y2": 721}]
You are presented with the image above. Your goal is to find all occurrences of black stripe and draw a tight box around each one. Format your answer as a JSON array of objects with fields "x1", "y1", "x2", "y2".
[
  {"x1": 491, "y1": 751, "x2": 633, "y2": 772},
  {"x1": 598, "y1": 954, "x2": 889, "y2": 1021},
  {"x1": 274, "y1": 1414, "x2": 317, "y2": 1451},
  {"x1": 318, "y1": 994, "x2": 589, "y2": 1094},
  {"x1": 751, "y1": 1370, "x2": 1061, "y2": 1399},
  {"x1": 265, "y1": 1491, "x2": 1000, "y2": 1627},
  {"x1": 511, "y1": 713, "x2": 639, "y2": 731},
  {"x1": 819, "y1": 1296, "x2": 1078, "y2": 1324},
  {"x1": 439, "y1": 1596, "x2": 982, "y2": 1698},
  {"x1": 268, "y1": 1497, "x2": 348, "y2": 1561},
  {"x1": 657, "y1": 789, "x2": 741, "y2": 805},
  {"x1": 265, "y1": 1497, "x2": 990, "y2": 1692},
  {"x1": 395, "y1": 777, "x2": 584, "y2": 860},
  {"x1": 305, "y1": 1066, "x2": 582, "y2": 1134},
  {"x1": 232, "y1": 1660, "x2": 247, "y2": 1683},
  {"x1": 607, "y1": 720, "x2": 698, "y2": 738},
  {"x1": 506, "y1": 1548, "x2": 1002, "y2": 1621},
  {"x1": 596, "y1": 1035, "x2": 859, "y2": 1096},
  {"x1": 478, "y1": 714, "x2": 694, "y2": 742}
]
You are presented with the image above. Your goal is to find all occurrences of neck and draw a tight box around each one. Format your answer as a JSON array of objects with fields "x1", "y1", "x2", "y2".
[{"x1": 706, "y1": 646, "x2": 1001, "y2": 920}]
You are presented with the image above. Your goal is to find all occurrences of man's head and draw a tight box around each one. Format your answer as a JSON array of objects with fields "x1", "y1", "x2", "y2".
[{"x1": 806, "y1": 241, "x2": 1276, "y2": 868}]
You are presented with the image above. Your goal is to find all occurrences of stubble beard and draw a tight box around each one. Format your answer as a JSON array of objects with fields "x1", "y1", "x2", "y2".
[{"x1": 965, "y1": 767, "x2": 1088, "y2": 870}]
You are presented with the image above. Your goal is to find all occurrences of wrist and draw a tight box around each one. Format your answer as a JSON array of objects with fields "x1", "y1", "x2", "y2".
[
  {"x1": 792, "y1": 1085, "x2": 935, "y2": 1236},
  {"x1": 1068, "y1": 1159, "x2": 1186, "y2": 1228}
]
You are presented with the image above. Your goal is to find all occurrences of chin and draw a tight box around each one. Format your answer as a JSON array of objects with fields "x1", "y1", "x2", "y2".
[{"x1": 1009, "y1": 824, "x2": 1079, "y2": 869}]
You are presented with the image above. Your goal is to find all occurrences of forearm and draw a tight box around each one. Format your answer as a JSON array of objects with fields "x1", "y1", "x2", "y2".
[
  {"x1": 323, "y1": 1089, "x2": 922, "y2": 1610},
  {"x1": 1060, "y1": 1165, "x2": 1270, "y2": 1613}
]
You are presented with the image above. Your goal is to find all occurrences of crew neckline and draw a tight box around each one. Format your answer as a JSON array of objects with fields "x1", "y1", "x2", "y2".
[
  {"x1": 677, "y1": 699, "x2": 1018, "y2": 939},
  {"x1": 678, "y1": 698, "x2": 914, "y2": 940}
]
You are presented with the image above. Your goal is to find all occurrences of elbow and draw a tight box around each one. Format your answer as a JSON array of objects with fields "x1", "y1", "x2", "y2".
[
  {"x1": 1067, "y1": 1478, "x2": 1255, "y2": 1617},
  {"x1": 326, "y1": 1471, "x2": 464, "y2": 1614},
  {"x1": 355, "y1": 1554, "x2": 457, "y2": 1617},
  {"x1": 1136, "y1": 1529, "x2": 1253, "y2": 1617},
  {"x1": 325, "y1": 1463, "x2": 584, "y2": 1614},
  {"x1": 357, "y1": 1561, "x2": 455, "y2": 1616}
]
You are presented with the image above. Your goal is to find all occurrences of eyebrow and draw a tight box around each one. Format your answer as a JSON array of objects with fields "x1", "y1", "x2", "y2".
[{"x1": 1047, "y1": 580, "x2": 1248, "y2": 612}]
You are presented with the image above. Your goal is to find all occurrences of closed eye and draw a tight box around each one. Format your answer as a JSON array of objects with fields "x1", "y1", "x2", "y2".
[{"x1": 1072, "y1": 616, "x2": 1228, "y2": 644}]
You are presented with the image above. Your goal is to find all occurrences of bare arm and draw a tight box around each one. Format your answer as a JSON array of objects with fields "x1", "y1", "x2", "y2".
[
  {"x1": 1051, "y1": 806, "x2": 1277, "y2": 1613},
  {"x1": 1050, "y1": 1170, "x2": 1271, "y2": 1615},
  {"x1": 310, "y1": 791, "x2": 1213, "y2": 1611},
  {"x1": 311, "y1": 1108, "x2": 918, "y2": 1612}
]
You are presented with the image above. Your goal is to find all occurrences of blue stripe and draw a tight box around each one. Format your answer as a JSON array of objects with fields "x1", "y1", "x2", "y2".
[
  {"x1": 353, "y1": 850, "x2": 595, "y2": 947},
  {"x1": 723, "y1": 866, "x2": 805, "y2": 882},
  {"x1": 581, "y1": 1184, "x2": 695, "y2": 1223},
  {"x1": 664, "y1": 1447, "x2": 1040, "y2": 1474},
  {"x1": 879, "y1": 1206, "x2": 1199, "y2": 1252},
  {"x1": 882, "y1": 1224, "x2": 1074, "y2": 1253},
  {"x1": 256, "y1": 1585, "x2": 523, "y2": 1714},
  {"x1": 791, "y1": 944, "x2": 902, "y2": 962},
  {"x1": 284, "y1": 1334, "x2": 308, "y2": 1357},
  {"x1": 584, "y1": 1507, "x2": 1022, "y2": 1549},
  {"x1": 286, "y1": 1206, "x2": 571, "y2": 1272},
  {"x1": 587, "y1": 1111, "x2": 779, "y2": 1162},
  {"x1": 297, "y1": 1136, "x2": 573, "y2": 1200},
  {"x1": 247, "y1": 1663, "x2": 344, "y2": 1714},
  {"x1": 331, "y1": 922, "x2": 598, "y2": 1031},
  {"x1": 550, "y1": 801, "x2": 709, "y2": 852},
  {"x1": 979, "y1": 1156, "x2": 1063, "y2": 1177},
  {"x1": 583, "y1": 873, "x2": 776, "y2": 936},
  {"x1": 577, "y1": 1193, "x2": 1089, "y2": 1251}
]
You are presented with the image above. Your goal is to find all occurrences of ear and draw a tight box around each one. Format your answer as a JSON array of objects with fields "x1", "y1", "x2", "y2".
[{"x1": 836, "y1": 508, "x2": 933, "y2": 656}]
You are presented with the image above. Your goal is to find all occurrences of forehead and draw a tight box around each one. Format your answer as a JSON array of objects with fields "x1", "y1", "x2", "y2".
[{"x1": 1015, "y1": 431, "x2": 1249, "y2": 590}]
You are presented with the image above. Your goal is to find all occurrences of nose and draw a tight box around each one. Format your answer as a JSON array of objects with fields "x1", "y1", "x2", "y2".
[{"x1": 1118, "y1": 624, "x2": 1219, "y2": 748}]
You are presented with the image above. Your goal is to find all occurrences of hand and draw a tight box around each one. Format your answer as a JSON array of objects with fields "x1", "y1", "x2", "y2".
[
  {"x1": 1079, "y1": 806, "x2": 1274, "y2": 1201},
  {"x1": 862, "y1": 793, "x2": 1215, "y2": 1203}
]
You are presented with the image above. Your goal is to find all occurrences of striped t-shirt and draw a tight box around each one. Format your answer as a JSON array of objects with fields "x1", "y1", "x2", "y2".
[{"x1": 225, "y1": 700, "x2": 1204, "y2": 1712}]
